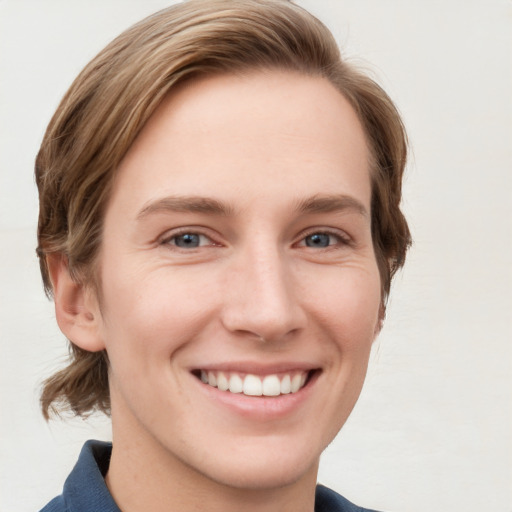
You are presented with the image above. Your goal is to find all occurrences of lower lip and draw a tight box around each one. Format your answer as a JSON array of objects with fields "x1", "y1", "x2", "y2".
[{"x1": 194, "y1": 371, "x2": 320, "y2": 421}]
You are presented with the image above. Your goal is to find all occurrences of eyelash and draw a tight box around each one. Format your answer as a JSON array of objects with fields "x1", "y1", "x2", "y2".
[
  {"x1": 160, "y1": 227, "x2": 352, "y2": 252},
  {"x1": 160, "y1": 228, "x2": 218, "y2": 250},
  {"x1": 295, "y1": 229, "x2": 352, "y2": 249}
]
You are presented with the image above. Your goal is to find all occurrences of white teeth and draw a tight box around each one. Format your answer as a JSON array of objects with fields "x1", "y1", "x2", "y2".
[
  {"x1": 262, "y1": 375, "x2": 280, "y2": 396},
  {"x1": 229, "y1": 374, "x2": 243, "y2": 393},
  {"x1": 200, "y1": 370, "x2": 310, "y2": 397},
  {"x1": 291, "y1": 373, "x2": 302, "y2": 393},
  {"x1": 280, "y1": 374, "x2": 291, "y2": 394},
  {"x1": 243, "y1": 374, "x2": 262, "y2": 396},
  {"x1": 217, "y1": 371, "x2": 229, "y2": 391}
]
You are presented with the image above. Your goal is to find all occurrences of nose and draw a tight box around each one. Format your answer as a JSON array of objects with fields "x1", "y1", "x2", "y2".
[{"x1": 221, "y1": 244, "x2": 307, "y2": 343}]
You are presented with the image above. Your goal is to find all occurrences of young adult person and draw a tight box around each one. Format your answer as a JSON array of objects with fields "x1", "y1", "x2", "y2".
[{"x1": 36, "y1": 1, "x2": 411, "y2": 511}]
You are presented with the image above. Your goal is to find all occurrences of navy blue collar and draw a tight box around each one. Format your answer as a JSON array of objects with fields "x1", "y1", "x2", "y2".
[
  {"x1": 40, "y1": 440, "x2": 120, "y2": 512},
  {"x1": 41, "y1": 440, "x2": 381, "y2": 512}
]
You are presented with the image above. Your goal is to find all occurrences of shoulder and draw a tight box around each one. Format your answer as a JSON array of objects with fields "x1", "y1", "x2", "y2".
[
  {"x1": 39, "y1": 495, "x2": 67, "y2": 512},
  {"x1": 315, "y1": 485, "x2": 385, "y2": 512},
  {"x1": 38, "y1": 440, "x2": 120, "y2": 512}
]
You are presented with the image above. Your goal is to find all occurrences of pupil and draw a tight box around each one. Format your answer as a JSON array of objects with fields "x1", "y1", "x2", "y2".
[
  {"x1": 306, "y1": 233, "x2": 330, "y2": 247},
  {"x1": 176, "y1": 233, "x2": 199, "y2": 248}
]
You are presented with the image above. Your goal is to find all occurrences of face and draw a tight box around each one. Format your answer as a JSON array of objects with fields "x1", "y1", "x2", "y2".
[{"x1": 93, "y1": 70, "x2": 381, "y2": 490}]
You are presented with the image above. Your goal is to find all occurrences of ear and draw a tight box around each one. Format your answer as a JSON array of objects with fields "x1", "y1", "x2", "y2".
[{"x1": 47, "y1": 253, "x2": 105, "y2": 352}]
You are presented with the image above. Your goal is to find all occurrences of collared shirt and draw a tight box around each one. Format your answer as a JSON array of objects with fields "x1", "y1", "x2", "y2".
[{"x1": 39, "y1": 440, "x2": 382, "y2": 512}]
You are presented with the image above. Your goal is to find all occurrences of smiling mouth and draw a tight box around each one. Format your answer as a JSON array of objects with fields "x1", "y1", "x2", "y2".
[{"x1": 193, "y1": 369, "x2": 317, "y2": 397}]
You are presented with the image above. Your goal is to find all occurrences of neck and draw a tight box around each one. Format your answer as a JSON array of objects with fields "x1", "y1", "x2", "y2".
[{"x1": 105, "y1": 410, "x2": 319, "y2": 512}]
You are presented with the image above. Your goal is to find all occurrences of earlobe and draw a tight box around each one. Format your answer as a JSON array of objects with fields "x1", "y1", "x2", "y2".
[{"x1": 46, "y1": 253, "x2": 105, "y2": 352}]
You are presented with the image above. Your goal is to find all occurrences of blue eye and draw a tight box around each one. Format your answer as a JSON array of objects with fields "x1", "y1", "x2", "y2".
[
  {"x1": 172, "y1": 233, "x2": 202, "y2": 248},
  {"x1": 304, "y1": 233, "x2": 333, "y2": 248}
]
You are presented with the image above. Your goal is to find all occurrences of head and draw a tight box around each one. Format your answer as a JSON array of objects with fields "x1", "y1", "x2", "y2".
[{"x1": 36, "y1": 0, "x2": 410, "y2": 428}]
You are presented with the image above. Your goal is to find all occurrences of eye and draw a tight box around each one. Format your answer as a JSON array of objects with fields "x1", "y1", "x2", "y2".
[
  {"x1": 166, "y1": 232, "x2": 212, "y2": 249},
  {"x1": 298, "y1": 231, "x2": 350, "y2": 249},
  {"x1": 304, "y1": 233, "x2": 332, "y2": 248}
]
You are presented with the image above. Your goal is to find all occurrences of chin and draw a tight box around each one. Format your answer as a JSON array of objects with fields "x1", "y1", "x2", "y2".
[
  {"x1": 202, "y1": 453, "x2": 318, "y2": 491},
  {"x1": 179, "y1": 434, "x2": 323, "y2": 492}
]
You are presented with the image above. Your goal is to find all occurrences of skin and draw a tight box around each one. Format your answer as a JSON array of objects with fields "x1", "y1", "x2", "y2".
[{"x1": 51, "y1": 70, "x2": 382, "y2": 512}]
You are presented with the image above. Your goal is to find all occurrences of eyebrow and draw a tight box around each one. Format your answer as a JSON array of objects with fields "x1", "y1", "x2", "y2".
[
  {"x1": 136, "y1": 193, "x2": 368, "y2": 220},
  {"x1": 295, "y1": 194, "x2": 368, "y2": 217},
  {"x1": 137, "y1": 196, "x2": 234, "y2": 219}
]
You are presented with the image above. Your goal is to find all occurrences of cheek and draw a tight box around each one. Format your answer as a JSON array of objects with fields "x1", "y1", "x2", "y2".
[
  {"x1": 98, "y1": 265, "x2": 220, "y2": 363},
  {"x1": 306, "y1": 264, "x2": 382, "y2": 344}
]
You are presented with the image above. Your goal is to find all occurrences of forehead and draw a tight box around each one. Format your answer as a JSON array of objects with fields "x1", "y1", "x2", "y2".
[{"x1": 110, "y1": 70, "x2": 371, "y2": 216}]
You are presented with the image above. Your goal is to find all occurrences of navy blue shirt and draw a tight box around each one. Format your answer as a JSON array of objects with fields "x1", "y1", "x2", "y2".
[{"x1": 40, "y1": 440, "x2": 382, "y2": 512}]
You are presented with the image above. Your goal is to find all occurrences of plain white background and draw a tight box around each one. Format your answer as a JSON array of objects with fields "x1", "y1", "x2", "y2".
[{"x1": 1, "y1": 1, "x2": 511, "y2": 511}]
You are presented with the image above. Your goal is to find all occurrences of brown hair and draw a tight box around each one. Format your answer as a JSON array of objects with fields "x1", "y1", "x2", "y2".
[{"x1": 36, "y1": 0, "x2": 411, "y2": 419}]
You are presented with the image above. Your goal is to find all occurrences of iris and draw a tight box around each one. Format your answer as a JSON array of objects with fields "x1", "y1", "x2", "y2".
[
  {"x1": 305, "y1": 233, "x2": 331, "y2": 248},
  {"x1": 174, "y1": 233, "x2": 201, "y2": 248}
]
